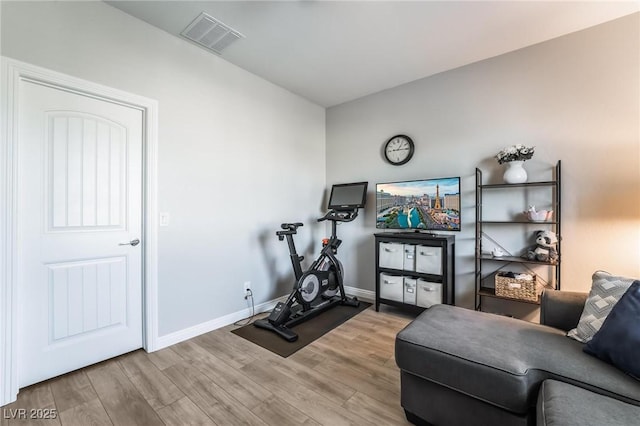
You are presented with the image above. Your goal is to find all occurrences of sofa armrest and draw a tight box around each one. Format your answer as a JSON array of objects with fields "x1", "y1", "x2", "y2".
[{"x1": 540, "y1": 289, "x2": 588, "y2": 332}]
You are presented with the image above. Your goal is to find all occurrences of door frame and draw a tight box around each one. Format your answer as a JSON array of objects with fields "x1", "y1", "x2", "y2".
[{"x1": 0, "y1": 57, "x2": 159, "y2": 406}]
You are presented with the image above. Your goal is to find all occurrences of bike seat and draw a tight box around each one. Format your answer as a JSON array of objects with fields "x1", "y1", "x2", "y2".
[
  {"x1": 280, "y1": 222, "x2": 303, "y2": 230},
  {"x1": 276, "y1": 222, "x2": 303, "y2": 237}
]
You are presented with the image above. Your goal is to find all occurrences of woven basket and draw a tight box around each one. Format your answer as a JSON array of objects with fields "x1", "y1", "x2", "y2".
[{"x1": 495, "y1": 272, "x2": 539, "y2": 302}]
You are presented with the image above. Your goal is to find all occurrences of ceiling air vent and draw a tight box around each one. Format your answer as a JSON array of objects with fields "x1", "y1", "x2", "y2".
[{"x1": 181, "y1": 12, "x2": 244, "y2": 54}]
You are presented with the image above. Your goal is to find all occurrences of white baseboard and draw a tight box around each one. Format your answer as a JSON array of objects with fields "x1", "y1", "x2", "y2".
[
  {"x1": 344, "y1": 285, "x2": 375, "y2": 303},
  {"x1": 154, "y1": 294, "x2": 287, "y2": 351},
  {"x1": 153, "y1": 286, "x2": 374, "y2": 352}
]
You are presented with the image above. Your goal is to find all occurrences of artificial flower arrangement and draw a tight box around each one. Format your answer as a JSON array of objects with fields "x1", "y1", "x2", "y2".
[{"x1": 495, "y1": 144, "x2": 535, "y2": 164}]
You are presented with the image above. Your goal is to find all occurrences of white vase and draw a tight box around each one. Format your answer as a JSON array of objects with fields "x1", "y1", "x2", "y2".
[{"x1": 503, "y1": 161, "x2": 528, "y2": 184}]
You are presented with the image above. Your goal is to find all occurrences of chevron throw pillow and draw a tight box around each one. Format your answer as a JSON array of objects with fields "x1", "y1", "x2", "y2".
[{"x1": 567, "y1": 271, "x2": 636, "y2": 343}]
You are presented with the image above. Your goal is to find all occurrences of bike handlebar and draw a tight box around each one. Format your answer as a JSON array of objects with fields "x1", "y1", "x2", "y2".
[
  {"x1": 317, "y1": 209, "x2": 358, "y2": 223},
  {"x1": 277, "y1": 210, "x2": 358, "y2": 237}
]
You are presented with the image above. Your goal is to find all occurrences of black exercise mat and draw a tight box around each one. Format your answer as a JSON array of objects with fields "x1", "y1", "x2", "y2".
[{"x1": 231, "y1": 302, "x2": 371, "y2": 357}]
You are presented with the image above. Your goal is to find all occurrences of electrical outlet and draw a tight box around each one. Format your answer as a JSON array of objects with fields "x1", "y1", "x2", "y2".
[{"x1": 244, "y1": 281, "x2": 251, "y2": 293}]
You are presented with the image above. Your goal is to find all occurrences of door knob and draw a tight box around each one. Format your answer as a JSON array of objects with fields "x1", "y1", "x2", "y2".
[{"x1": 119, "y1": 238, "x2": 140, "y2": 247}]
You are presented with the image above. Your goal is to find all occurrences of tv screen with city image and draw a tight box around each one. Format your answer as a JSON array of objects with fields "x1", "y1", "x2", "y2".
[{"x1": 376, "y1": 177, "x2": 461, "y2": 231}]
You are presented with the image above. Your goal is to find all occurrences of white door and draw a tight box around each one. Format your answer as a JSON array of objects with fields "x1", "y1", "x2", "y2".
[{"x1": 17, "y1": 79, "x2": 143, "y2": 387}]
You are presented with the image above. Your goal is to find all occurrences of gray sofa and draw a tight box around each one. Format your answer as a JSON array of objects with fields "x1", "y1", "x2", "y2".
[{"x1": 395, "y1": 290, "x2": 640, "y2": 426}]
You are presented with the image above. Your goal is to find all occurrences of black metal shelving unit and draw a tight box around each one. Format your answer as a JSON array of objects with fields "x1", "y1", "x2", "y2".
[{"x1": 475, "y1": 161, "x2": 561, "y2": 311}]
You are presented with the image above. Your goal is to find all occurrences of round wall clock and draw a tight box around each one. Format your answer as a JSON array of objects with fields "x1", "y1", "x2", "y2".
[{"x1": 384, "y1": 135, "x2": 415, "y2": 166}]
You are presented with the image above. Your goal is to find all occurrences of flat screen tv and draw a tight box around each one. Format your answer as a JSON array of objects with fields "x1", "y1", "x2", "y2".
[
  {"x1": 328, "y1": 182, "x2": 368, "y2": 211},
  {"x1": 376, "y1": 177, "x2": 460, "y2": 231}
]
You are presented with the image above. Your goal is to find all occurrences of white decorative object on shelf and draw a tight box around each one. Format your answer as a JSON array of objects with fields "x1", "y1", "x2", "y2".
[
  {"x1": 503, "y1": 160, "x2": 528, "y2": 184},
  {"x1": 495, "y1": 144, "x2": 534, "y2": 184},
  {"x1": 524, "y1": 206, "x2": 553, "y2": 222},
  {"x1": 492, "y1": 247, "x2": 505, "y2": 257}
]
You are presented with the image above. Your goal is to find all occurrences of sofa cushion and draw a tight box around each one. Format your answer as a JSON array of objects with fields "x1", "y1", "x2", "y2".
[
  {"x1": 540, "y1": 290, "x2": 588, "y2": 332},
  {"x1": 537, "y1": 380, "x2": 640, "y2": 426},
  {"x1": 584, "y1": 280, "x2": 640, "y2": 379},
  {"x1": 567, "y1": 271, "x2": 635, "y2": 343},
  {"x1": 395, "y1": 305, "x2": 640, "y2": 415}
]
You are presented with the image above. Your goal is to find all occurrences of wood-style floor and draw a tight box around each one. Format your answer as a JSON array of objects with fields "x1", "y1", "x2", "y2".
[{"x1": 1, "y1": 306, "x2": 414, "y2": 426}]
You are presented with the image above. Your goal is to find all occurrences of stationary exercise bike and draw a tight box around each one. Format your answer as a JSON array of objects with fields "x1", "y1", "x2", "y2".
[{"x1": 254, "y1": 182, "x2": 368, "y2": 342}]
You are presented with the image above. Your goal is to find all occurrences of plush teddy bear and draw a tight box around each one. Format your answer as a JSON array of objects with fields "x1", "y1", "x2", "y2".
[{"x1": 525, "y1": 230, "x2": 558, "y2": 263}]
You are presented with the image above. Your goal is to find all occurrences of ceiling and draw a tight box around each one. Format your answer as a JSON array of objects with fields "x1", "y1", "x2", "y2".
[{"x1": 107, "y1": 1, "x2": 640, "y2": 107}]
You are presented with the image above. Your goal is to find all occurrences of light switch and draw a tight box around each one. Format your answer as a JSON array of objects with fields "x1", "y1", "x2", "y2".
[{"x1": 159, "y1": 212, "x2": 170, "y2": 227}]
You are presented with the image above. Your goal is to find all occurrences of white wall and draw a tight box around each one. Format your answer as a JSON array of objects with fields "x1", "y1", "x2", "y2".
[
  {"x1": 1, "y1": 1, "x2": 326, "y2": 336},
  {"x1": 2, "y1": 2, "x2": 638, "y2": 329},
  {"x1": 327, "y1": 13, "x2": 640, "y2": 318}
]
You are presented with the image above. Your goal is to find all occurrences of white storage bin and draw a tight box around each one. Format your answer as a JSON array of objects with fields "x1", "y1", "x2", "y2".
[
  {"x1": 417, "y1": 279, "x2": 442, "y2": 308},
  {"x1": 416, "y1": 245, "x2": 442, "y2": 275},
  {"x1": 403, "y1": 277, "x2": 417, "y2": 305},
  {"x1": 379, "y1": 242, "x2": 404, "y2": 270},
  {"x1": 379, "y1": 273, "x2": 404, "y2": 302},
  {"x1": 403, "y1": 245, "x2": 416, "y2": 271}
]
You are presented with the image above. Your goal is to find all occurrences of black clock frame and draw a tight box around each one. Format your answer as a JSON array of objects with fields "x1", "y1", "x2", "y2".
[{"x1": 384, "y1": 134, "x2": 415, "y2": 166}]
